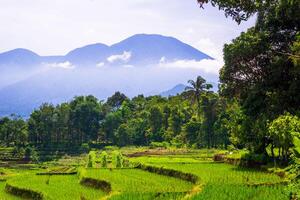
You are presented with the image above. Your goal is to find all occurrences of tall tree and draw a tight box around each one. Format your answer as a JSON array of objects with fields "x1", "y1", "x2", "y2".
[{"x1": 184, "y1": 76, "x2": 212, "y2": 119}]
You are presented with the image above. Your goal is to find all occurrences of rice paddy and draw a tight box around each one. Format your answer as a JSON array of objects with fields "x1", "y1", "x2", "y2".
[{"x1": 0, "y1": 149, "x2": 290, "y2": 200}]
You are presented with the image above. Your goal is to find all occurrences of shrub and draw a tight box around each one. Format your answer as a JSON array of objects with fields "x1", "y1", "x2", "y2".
[
  {"x1": 87, "y1": 151, "x2": 96, "y2": 168},
  {"x1": 100, "y1": 151, "x2": 108, "y2": 168},
  {"x1": 113, "y1": 151, "x2": 123, "y2": 168},
  {"x1": 213, "y1": 154, "x2": 225, "y2": 162},
  {"x1": 136, "y1": 163, "x2": 199, "y2": 184},
  {"x1": 80, "y1": 177, "x2": 111, "y2": 193},
  {"x1": 5, "y1": 183, "x2": 44, "y2": 200},
  {"x1": 80, "y1": 143, "x2": 90, "y2": 153},
  {"x1": 150, "y1": 142, "x2": 169, "y2": 149},
  {"x1": 24, "y1": 146, "x2": 39, "y2": 162}
]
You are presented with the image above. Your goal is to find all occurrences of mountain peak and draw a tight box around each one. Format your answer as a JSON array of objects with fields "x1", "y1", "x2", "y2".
[
  {"x1": 0, "y1": 34, "x2": 213, "y2": 67},
  {"x1": 160, "y1": 84, "x2": 187, "y2": 97},
  {"x1": 0, "y1": 48, "x2": 39, "y2": 57}
]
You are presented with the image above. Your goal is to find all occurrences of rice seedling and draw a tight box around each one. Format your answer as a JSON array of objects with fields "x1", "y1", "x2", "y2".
[
  {"x1": 85, "y1": 168, "x2": 193, "y2": 194},
  {"x1": 6, "y1": 174, "x2": 106, "y2": 200}
]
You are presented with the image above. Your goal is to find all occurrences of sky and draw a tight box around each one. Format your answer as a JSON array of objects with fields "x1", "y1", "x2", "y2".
[{"x1": 0, "y1": 0, "x2": 256, "y2": 60}]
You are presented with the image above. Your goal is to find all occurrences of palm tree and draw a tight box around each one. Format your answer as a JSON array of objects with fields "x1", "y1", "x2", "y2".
[{"x1": 184, "y1": 76, "x2": 212, "y2": 119}]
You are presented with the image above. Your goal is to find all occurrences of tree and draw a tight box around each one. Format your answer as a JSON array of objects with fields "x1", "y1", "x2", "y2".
[
  {"x1": 268, "y1": 113, "x2": 300, "y2": 162},
  {"x1": 28, "y1": 103, "x2": 55, "y2": 147},
  {"x1": 70, "y1": 96, "x2": 103, "y2": 144},
  {"x1": 198, "y1": 0, "x2": 300, "y2": 154},
  {"x1": 164, "y1": 107, "x2": 183, "y2": 142},
  {"x1": 184, "y1": 118, "x2": 202, "y2": 146},
  {"x1": 148, "y1": 106, "x2": 163, "y2": 142},
  {"x1": 184, "y1": 76, "x2": 212, "y2": 119},
  {"x1": 106, "y1": 92, "x2": 128, "y2": 109},
  {"x1": 0, "y1": 116, "x2": 28, "y2": 147},
  {"x1": 101, "y1": 111, "x2": 122, "y2": 143},
  {"x1": 201, "y1": 93, "x2": 218, "y2": 148},
  {"x1": 115, "y1": 124, "x2": 131, "y2": 147}
]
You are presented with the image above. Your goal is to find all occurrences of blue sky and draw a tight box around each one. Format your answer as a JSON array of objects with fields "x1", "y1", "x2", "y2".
[{"x1": 0, "y1": 0, "x2": 255, "y2": 58}]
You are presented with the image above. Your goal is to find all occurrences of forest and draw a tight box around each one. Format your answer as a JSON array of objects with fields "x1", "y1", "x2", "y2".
[{"x1": 0, "y1": 0, "x2": 299, "y2": 199}]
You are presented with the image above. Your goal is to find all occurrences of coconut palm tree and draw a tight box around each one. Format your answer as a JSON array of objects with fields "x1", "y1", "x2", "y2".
[{"x1": 184, "y1": 76, "x2": 212, "y2": 119}]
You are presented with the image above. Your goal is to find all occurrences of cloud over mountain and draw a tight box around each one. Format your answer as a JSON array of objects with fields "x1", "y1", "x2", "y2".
[{"x1": 0, "y1": 34, "x2": 219, "y2": 117}]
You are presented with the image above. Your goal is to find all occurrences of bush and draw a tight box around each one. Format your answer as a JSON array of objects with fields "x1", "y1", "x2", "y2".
[
  {"x1": 135, "y1": 163, "x2": 199, "y2": 184},
  {"x1": 80, "y1": 177, "x2": 111, "y2": 193},
  {"x1": 100, "y1": 151, "x2": 108, "y2": 168},
  {"x1": 5, "y1": 183, "x2": 44, "y2": 200},
  {"x1": 150, "y1": 142, "x2": 169, "y2": 148},
  {"x1": 87, "y1": 151, "x2": 96, "y2": 168},
  {"x1": 213, "y1": 154, "x2": 225, "y2": 162},
  {"x1": 80, "y1": 143, "x2": 90, "y2": 153},
  {"x1": 24, "y1": 146, "x2": 39, "y2": 162},
  {"x1": 240, "y1": 153, "x2": 268, "y2": 167},
  {"x1": 113, "y1": 151, "x2": 123, "y2": 168}
]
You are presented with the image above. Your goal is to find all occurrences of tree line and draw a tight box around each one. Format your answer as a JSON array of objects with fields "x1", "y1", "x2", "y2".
[
  {"x1": 0, "y1": 0, "x2": 299, "y2": 169},
  {"x1": 0, "y1": 76, "x2": 232, "y2": 152}
]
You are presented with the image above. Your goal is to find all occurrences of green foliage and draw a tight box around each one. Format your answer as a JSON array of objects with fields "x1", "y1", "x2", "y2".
[
  {"x1": 6, "y1": 174, "x2": 105, "y2": 199},
  {"x1": 106, "y1": 91, "x2": 128, "y2": 109},
  {"x1": 87, "y1": 151, "x2": 96, "y2": 168},
  {"x1": 80, "y1": 177, "x2": 112, "y2": 193},
  {"x1": 268, "y1": 113, "x2": 300, "y2": 161},
  {"x1": 100, "y1": 151, "x2": 108, "y2": 168},
  {"x1": 184, "y1": 118, "x2": 201, "y2": 146},
  {"x1": 113, "y1": 151, "x2": 123, "y2": 168},
  {"x1": 150, "y1": 142, "x2": 169, "y2": 149},
  {"x1": 24, "y1": 146, "x2": 39, "y2": 162},
  {"x1": 85, "y1": 168, "x2": 192, "y2": 194}
]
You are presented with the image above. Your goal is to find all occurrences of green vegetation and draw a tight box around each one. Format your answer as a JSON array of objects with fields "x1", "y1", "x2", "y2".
[
  {"x1": 132, "y1": 155, "x2": 288, "y2": 200},
  {"x1": 6, "y1": 174, "x2": 106, "y2": 200},
  {"x1": 0, "y1": 0, "x2": 299, "y2": 198}
]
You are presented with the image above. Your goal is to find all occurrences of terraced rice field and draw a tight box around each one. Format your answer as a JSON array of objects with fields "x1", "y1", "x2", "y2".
[
  {"x1": 85, "y1": 168, "x2": 193, "y2": 199},
  {"x1": 0, "y1": 150, "x2": 290, "y2": 200},
  {"x1": 130, "y1": 156, "x2": 289, "y2": 200},
  {"x1": 5, "y1": 174, "x2": 106, "y2": 200}
]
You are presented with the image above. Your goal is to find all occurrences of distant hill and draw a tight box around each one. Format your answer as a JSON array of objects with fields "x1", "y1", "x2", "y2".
[
  {"x1": 0, "y1": 48, "x2": 41, "y2": 69},
  {"x1": 0, "y1": 34, "x2": 213, "y2": 68},
  {"x1": 160, "y1": 84, "x2": 187, "y2": 97}
]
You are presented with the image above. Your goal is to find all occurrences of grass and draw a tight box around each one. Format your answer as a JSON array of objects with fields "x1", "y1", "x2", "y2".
[
  {"x1": 133, "y1": 155, "x2": 288, "y2": 200},
  {"x1": 0, "y1": 148, "x2": 291, "y2": 199},
  {"x1": 6, "y1": 174, "x2": 106, "y2": 200},
  {"x1": 85, "y1": 168, "x2": 193, "y2": 193},
  {"x1": 0, "y1": 182, "x2": 22, "y2": 200}
]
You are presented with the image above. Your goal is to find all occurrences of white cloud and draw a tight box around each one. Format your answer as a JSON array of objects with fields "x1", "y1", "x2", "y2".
[
  {"x1": 159, "y1": 56, "x2": 166, "y2": 63},
  {"x1": 195, "y1": 38, "x2": 222, "y2": 60},
  {"x1": 158, "y1": 58, "x2": 223, "y2": 75},
  {"x1": 96, "y1": 62, "x2": 105, "y2": 68},
  {"x1": 0, "y1": 0, "x2": 256, "y2": 56},
  {"x1": 44, "y1": 61, "x2": 75, "y2": 69},
  {"x1": 107, "y1": 51, "x2": 132, "y2": 63}
]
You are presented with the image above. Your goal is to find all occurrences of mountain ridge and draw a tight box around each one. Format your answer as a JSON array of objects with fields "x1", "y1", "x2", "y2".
[
  {"x1": 0, "y1": 34, "x2": 213, "y2": 68},
  {"x1": 0, "y1": 33, "x2": 217, "y2": 117}
]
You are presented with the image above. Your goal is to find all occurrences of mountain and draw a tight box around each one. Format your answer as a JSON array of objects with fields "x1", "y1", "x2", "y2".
[
  {"x1": 65, "y1": 43, "x2": 110, "y2": 65},
  {"x1": 0, "y1": 48, "x2": 41, "y2": 68},
  {"x1": 0, "y1": 34, "x2": 213, "y2": 68},
  {"x1": 160, "y1": 84, "x2": 187, "y2": 97},
  {"x1": 109, "y1": 34, "x2": 213, "y2": 65},
  {"x1": 0, "y1": 34, "x2": 217, "y2": 117}
]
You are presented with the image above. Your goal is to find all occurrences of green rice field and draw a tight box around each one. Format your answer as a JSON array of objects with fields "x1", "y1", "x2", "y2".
[{"x1": 0, "y1": 149, "x2": 290, "y2": 200}]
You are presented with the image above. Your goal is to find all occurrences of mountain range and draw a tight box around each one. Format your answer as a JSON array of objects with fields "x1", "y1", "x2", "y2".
[
  {"x1": 0, "y1": 34, "x2": 212, "y2": 69},
  {"x1": 0, "y1": 34, "x2": 217, "y2": 117}
]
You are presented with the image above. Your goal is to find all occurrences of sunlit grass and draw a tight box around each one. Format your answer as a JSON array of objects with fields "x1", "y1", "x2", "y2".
[
  {"x1": 6, "y1": 174, "x2": 105, "y2": 200},
  {"x1": 85, "y1": 168, "x2": 193, "y2": 193}
]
